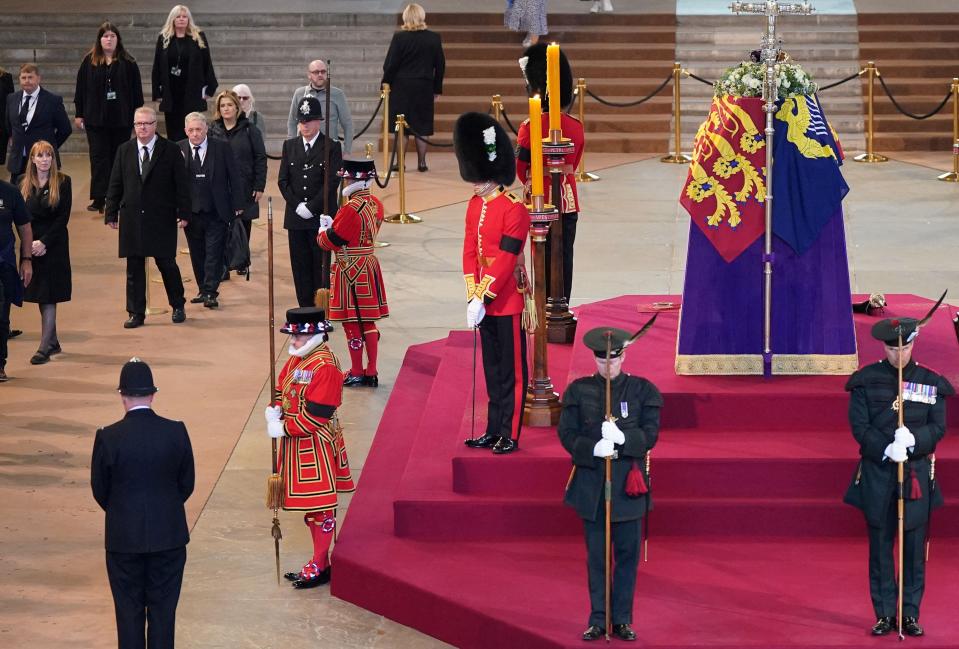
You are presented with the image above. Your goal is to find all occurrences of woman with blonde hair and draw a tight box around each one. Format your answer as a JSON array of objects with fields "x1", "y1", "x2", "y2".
[
  {"x1": 382, "y1": 2, "x2": 445, "y2": 172},
  {"x1": 18, "y1": 140, "x2": 72, "y2": 365},
  {"x1": 151, "y1": 4, "x2": 218, "y2": 142},
  {"x1": 232, "y1": 83, "x2": 265, "y2": 139}
]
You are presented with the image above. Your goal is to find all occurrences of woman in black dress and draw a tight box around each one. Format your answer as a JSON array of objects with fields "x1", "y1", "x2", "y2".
[
  {"x1": 19, "y1": 140, "x2": 71, "y2": 365},
  {"x1": 151, "y1": 4, "x2": 217, "y2": 143},
  {"x1": 74, "y1": 22, "x2": 144, "y2": 213},
  {"x1": 382, "y1": 2, "x2": 445, "y2": 172},
  {"x1": 209, "y1": 89, "x2": 266, "y2": 274}
]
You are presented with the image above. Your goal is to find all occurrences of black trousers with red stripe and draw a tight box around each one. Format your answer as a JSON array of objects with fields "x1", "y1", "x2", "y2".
[{"x1": 479, "y1": 313, "x2": 528, "y2": 442}]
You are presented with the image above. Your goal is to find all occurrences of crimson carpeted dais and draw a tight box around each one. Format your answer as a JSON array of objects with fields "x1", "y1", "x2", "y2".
[{"x1": 331, "y1": 295, "x2": 959, "y2": 649}]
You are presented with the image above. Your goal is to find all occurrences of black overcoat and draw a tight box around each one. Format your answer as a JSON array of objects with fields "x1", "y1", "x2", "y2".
[
  {"x1": 151, "y1": 32, "x2": 217, "y2": 114},
  {"x1": 559, "y1": 373, "x2": 662, "y2": 523},
  {"x1": 209, "y1": 115, "x2": 266, "y2": 220},
  {"x1": 22, "y1": 174, "x2": 72, "y2": 304},
  {"x1": 91, "y1": 408, "x2": 195, "y2": 553},
  {"x1": 104, "y1": 135, "x2": 191, "y2": 258}
]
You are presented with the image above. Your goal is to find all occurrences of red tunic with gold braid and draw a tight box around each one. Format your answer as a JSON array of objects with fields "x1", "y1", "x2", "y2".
[
  {"x1": 462, "y1": 188, "x2": 531, "y2": 316},
  {"x1": 317, "y1": 189, "x2": 389, "y2": 322},
  {"x1": 516, "y1": 113, "x2": 584, "y2": 214},
  {"x1": 275, "y1": 343, "x2": 355, "y2": 511}
]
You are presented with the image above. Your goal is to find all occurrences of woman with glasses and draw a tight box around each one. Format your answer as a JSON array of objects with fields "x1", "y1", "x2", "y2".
[
  {"x1": 18, "y1": 140, "x2": 72, "y2": 365},
  {"x1": 232, "y1": 84, "x2": 265, "y2": 140},
  {"x1": 74, "y1": 21, "x2": 144, "y2": 213},
  {"x1": 151, "y1": 4, "x2": 218, "y2": 143}
]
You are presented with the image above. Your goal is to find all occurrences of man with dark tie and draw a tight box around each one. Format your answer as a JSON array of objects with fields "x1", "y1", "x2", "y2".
[
  {"x1": 91, "y1": 357, "x2": 195, "y2": 649},
  {"x1": 179, "y1": 112, "x2": 243, "y2": 309},
  {"x1": 277, "y1": 96, "x2": 342, "y2": 308},
  {"x1": 104, "y1": 106, "x2": 191, "y2": 328},
  {"x1": 5, "y1": 63, "x2": 71, "y2": 180}
]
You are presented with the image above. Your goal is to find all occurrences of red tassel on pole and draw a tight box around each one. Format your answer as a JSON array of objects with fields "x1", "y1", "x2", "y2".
[
  {"x1": 625, "y1": 460, "x2": 648, "y2": 497},
  {"x1": 909, "y1": 467, "x2": 922, "y2": 500}
]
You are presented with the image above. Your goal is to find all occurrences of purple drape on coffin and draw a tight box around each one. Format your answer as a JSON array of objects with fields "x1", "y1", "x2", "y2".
[{"x1": 677, "y1": 205, "x2": 856, "y2": 362}]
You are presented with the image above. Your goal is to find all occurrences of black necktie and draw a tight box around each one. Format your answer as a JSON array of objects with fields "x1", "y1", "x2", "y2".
[
  {"x1": 305, "y1": 142, "x2": 311, "y2": 154},
  {"x1": 140, "y1": 145, "x2": 149, "y2": 174},
  {"x1": 193, "y1": 145, "x2": 201, "y2": 165},
  {"x1": 19, "y1": 94, "x2": 30, "y2": 126}
]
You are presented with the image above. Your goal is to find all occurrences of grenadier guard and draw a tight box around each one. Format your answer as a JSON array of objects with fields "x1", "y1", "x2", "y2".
[
  {"x1": 559, "y1": 326, "x2": 661, "y2": 642},
  {"x1": 844, "y1": 315, "x2": 952, "y2": 637},
  {"x1": 265, "y1": 307, "x2": 355, "y2": 589},
  {"x1": 516, "y1": 43, "x2": 584, "y2": 303},
  {"x1": 454, "y1": 112, "x2": 531, "y2": 455},
  {"x1": 317, "y1": 159, "x2": 389, "y2": 387},
  {"x1": 277, "y1": 96, "x2": 343, "y2": 308}
]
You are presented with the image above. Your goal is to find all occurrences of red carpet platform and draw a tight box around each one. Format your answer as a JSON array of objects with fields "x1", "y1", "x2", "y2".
[{"x1": 332, "y1": 295, "x2": 959, "y2": 649}]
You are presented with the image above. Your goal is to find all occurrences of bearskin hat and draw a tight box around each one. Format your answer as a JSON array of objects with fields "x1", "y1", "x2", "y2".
[
  {"x1": 520, "y1": 42, "x2": 573, "y2": 109},
  {"x1": 453, "y1": 112, "x2": 515, "y2": 186}
]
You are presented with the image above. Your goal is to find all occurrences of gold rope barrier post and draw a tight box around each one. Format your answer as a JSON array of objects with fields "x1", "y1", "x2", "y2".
[
  {"x1": 491, "y1": 94, "x2": 503, "y2": 124},
  {"x1": 381, "y1": 83, "x2": 391, "y2": 172},
  {"x1": 575, "y1": 78, "x2": 600, "y2": 182},
  {"x1": 144, "y1": 260, "x2": 168, "y2": 315},
  {"x1": 854, "y1": 61, "x2": 888, "y2": 163},
  {"x1": 661, "y1": 62, "x2": 691, "y2": 164},
  {"x1": 384, "y1": 114, "x2": 421, "y2": 224},
  {"x1": 938, "y1": 77, "x2": 959, "y2": 182},
  {"x1": 366, "y1": 142, "x2": 391, "y2": 247}
]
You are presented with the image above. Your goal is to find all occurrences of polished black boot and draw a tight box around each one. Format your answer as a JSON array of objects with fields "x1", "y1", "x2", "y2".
[
  {"x1": 364, "y1": 374, "x2": 379, "y2": 387},
  {"x1": 612, "y1": 624, "x2": 636, "y2": 641},
  {"x1": 465, "y1": 433, "x2": 499, "y2": 448},
  {"x1": 492, "y1": 436, "x2": 517, "y2": 454},
  {"x1": 902, "y1": 617, "x2": 923, "y2": 637},
  {"x1": 343, "y1": 373, "x2": 366, "y2": 387},
  {"x1": 871, "y1": 617, "x2": 894, "y2": 636},
  {"x1": 581, "y1": 626, "x2": 603, "y2": 641}
]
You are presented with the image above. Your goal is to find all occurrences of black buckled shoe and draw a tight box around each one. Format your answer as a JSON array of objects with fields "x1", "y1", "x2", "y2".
[
  {"x1": 124, "y1": 314, "x2": 145, "y2": 329},
  {"x1": 343, "y1": 373, "x2": 366, "y2": 387},
  {"x1": 172, "y1": 308, "x2": 186, "y2": 323},
  {"x1": 283, "y1": 571, "x2": 301, "y2": 582},
  {"x1": 902, "y1": 617, "x2": 923, "y2": 637},
  {"x1": 190, "y1": 293, "x2": 206, "y2": 304},
  {"x1": 492, "y1": 436, "x2": 517, "y2": 454},
  {"x1": 364, "y1": 374, "x2": 379, "y2": 387},
  {"x1": 871, "y1": 617, "x2": 894, "y2": 636},
  {"x1": 465, "y1": 433, "x2": 500, "y2": 449},
  {"x1": 582, "y1": 625, "x2": 604, "y2": 641},
  {"x1": 612, "y1": 624, "x2": 636, "y2": 641},
  {"x1": 292, "y1": 566, "x2": 331, "y2": 589}
]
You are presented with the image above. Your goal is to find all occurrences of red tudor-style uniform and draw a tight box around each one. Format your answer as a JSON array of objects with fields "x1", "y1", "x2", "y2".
[{"x1": 275, "y1": 344, "x2": 355, "y2": 511}]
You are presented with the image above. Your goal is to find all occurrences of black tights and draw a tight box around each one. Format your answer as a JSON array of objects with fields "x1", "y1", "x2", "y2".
[{"x1": 38, "y1": 303, "x2": 58, "y2": 352}]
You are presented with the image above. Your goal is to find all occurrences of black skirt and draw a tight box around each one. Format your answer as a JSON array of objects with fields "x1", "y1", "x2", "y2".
[{"x1": 390, "y1": 78, "x2": 435, "y2": 137}]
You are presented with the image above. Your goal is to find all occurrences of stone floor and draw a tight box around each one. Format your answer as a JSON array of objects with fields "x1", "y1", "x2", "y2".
[{"x1": 2, "y1": 143, "x2": 956, "y2": 647}]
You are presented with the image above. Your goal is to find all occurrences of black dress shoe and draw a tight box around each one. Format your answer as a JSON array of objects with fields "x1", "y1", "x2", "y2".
[
  {"x1": 492, "y1": 436, "x2": 517, "y2": 454},
  {"x1": 612, "y1": 624, "x2": 637, "y2": 641},
  {"x1": 871, "y1": 617, "x2": 894, "y2": 636},
  {"x1": 221, "y1": 270, "x2": 231, "y2": 281},
  {"x1": 171, "y1": 308, "x2": 186, "y2": 323},
  {"x1": 0, "y1": 368, "x2": 7, "y2": 382},
  {"x1": 190, "y1": 293, "x2": 206, "y2": 304},
  {"x1": 203, "y1": 295, "x2": 219, "y2": 309},
  {"x1": 343, "y1": 373, "x2": 366, "y2": 387},
  {"x1": 30, "y1": 350, "x2": 50, "y2": 365},
  {"x1": 283, "y1": 571, "x2": 301, "y2": 582},
  {"x1": 292, "y1": 566, "x2": 331, "y2": 589},
  {"x1": 364, "y1": 374, "x2": 379, "y2": 387},
  {"x1": 124, "y1": 314, "x2": 145, "y2": 329},
  {"x1": 87, "y1": 199, "x2": 105, "y2": 212},
  {"x1": 465, "y1": 433, "x2": 500, "y2": 448},
  {"x1": 902, "y1": 617, "x2": 923, "y2": 637},
  {"x1": 47, "y1": 342, "x2": 62, "y2": 356},
  {"x1": 417, "y1": 163, "x2": 428, "y2": 172},
  {"x1": 582, "y1": 625, "x2": 604, "y2": 641},
  {"x1": 8, "y1": 329, "x2": 22, "y2": 338}
]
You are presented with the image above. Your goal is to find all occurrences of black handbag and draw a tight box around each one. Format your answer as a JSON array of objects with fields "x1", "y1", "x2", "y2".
[{"x1": 224, "y1": 218, "x2": 250, "y2": 277}]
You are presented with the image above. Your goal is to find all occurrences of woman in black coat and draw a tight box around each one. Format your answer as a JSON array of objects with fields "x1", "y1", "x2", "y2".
[
  {"x1": 74, "y1": 22, "x2": 144, "y2": 213},
  {"x1": 19, "y1": 140, "x2": 71, "y2": 365},
  {"x1": 0, "y1": 67, "x2": 14, "y2": 165},
  {"x1": 382, "y1": 2, "x2": 445, "y2": 172},
  {"x1": 151, "y1": 5, "x2": 217, "y2": 143},
  {"x1": 209, "y1": 89, "x2": 266, "y2": 274}
]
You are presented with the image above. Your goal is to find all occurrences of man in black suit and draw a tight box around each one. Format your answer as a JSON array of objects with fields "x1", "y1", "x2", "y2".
[
  {"x1": 91, "y1": 357, "x2": 195, "y2": 649},
  {"x1": 179, "y1": 112, "x2": 243, "y2": 309},
  {"x1": 277, "y1": 96, "x2": 341, "y2": 307},
  {"x1": 5, "y1": 63, "x2": 71, "y2": 180},
  {"x1": 105, "y1": 106, "x2": 190, "y2": 328}
]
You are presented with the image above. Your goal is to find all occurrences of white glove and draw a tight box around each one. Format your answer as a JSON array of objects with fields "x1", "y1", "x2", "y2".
[
  {"x1": 267, "y1": 420, "x2": 286, "y2": 439},
  {"x1": 593, "y1": 438, "x2": 616, "y2": 458},
  {"x1": 264, "y1": 405, "x2": 283, "y2": 423},
  {"x1": 884, "y1": 442, "x2": 907, "y2": 463},
  {"x1": 318, "y1": 214, "x2": 333, "y2": 229},
  {"x1": 894, "y1": 426, "x2": 915, "y2": 449},
  {"x1": 295, "y1": 202, "x2": 314, "y2": 219},
  {"x1": 466, "y1": 297, "x2": 486, "y2": 328},
  {"x1": 601, "y1": 420, "x2": 625, "y2": 445}
]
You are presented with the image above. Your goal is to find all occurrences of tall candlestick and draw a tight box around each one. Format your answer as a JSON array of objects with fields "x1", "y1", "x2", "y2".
[
  {"x1": 546, "y1": 43, "x2": 561, "y2": 133},
  {"x1": 529, "y1": 95, "x2": 545, "y2": 197}
]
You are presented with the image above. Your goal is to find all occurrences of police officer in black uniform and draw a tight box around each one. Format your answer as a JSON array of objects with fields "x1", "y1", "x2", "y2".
[
  {"x1": 277, "y1": 96, "x2": 342, "y2": 307},
  {"x1": 91, "y1": 358, "x2": 195, "y2": 649},
  {"x1": 558, "y1": 326, "x2": 662, "y2": 642},
  {"x1": 844, "y1": 316, "x2": 952, "y2": 637}
]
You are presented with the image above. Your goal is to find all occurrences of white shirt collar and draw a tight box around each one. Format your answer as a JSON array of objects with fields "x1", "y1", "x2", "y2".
[
  {"x1": 137, "y1": 134, "x2": 158, "y2": 151},
  {"x1": 302, "y1": 132, "x2": 320, "y2": 149}
]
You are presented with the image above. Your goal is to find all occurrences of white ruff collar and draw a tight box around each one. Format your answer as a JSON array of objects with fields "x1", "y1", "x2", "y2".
[{"x1": 289, "y1": 334, "x2": 326, "y2": 358}]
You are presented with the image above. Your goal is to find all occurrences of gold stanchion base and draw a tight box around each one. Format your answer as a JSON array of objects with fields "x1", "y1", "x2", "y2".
[
  {"x1": 384, "y1": 212, "x2": 421, "y2": 224},
  {"x1": 145, "y1": 306, "x2": 168, "y2": 315},
  {"x1": 938, "y1": 171, "x2": 959, "y2": 182},
  {"x1": 523, "y1": 389, "x2": 561, "y2": 427},
  {"x1": 575, "y1": 171, "x2": 601, "y2": 183},
  {"x1": 373, "y1": 241, "x2": 391, "y2": 248},
  {"x1": 853, "y1": 153, "x2": 889, "y2": 163},
  {"x1": 660, "y1": 153, "x2": 692, "y2": 164}
]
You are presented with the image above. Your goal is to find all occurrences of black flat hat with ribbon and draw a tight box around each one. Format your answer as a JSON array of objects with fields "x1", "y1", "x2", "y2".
[
  {"x1": 280, "y1": 307, "x2": 333, "y2": 335},
  {"x1": 337, "y1": 158, "x2": 377, "y2": 180},
  {"x1": 582, "y1": 314, "x2": 659, "y2": 358},
  {"x1": 117, "y1": 357, "x2": 158, "y2": 396},
  {"x1": 453, "y1": 112, "x2": 515, "y2": 187},
  {"x1": 871, "y1": 290, "x2": 947, "y2": 345}
]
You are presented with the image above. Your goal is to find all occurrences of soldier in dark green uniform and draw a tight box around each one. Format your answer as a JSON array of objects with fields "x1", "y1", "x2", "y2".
[
  {"x1": 844, "y1": 316, "x2": 953, "y2": 637},
  {"x1": 558, "y1": 326, "x2": 662, "y2": 642}
]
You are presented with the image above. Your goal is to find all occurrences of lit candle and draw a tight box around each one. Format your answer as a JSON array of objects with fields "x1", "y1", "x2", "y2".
[
  {"x1": 529, "y1": 95, "x2": 544, "y2": 198},
  {"x1": 546, "y1": 43, "x2": 561, "y2": 133}
]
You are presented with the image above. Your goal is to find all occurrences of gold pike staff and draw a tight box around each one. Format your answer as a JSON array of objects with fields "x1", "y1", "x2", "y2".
[
  {"x1": 894, "y1": 324, "x2": 905, "y2": 641},
  {"x1": 602, "y1": 330, "x2": 615, "y2": 643},
  {"x1": 264, "y1": 197, "x2": 283, "y2": 585}
]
